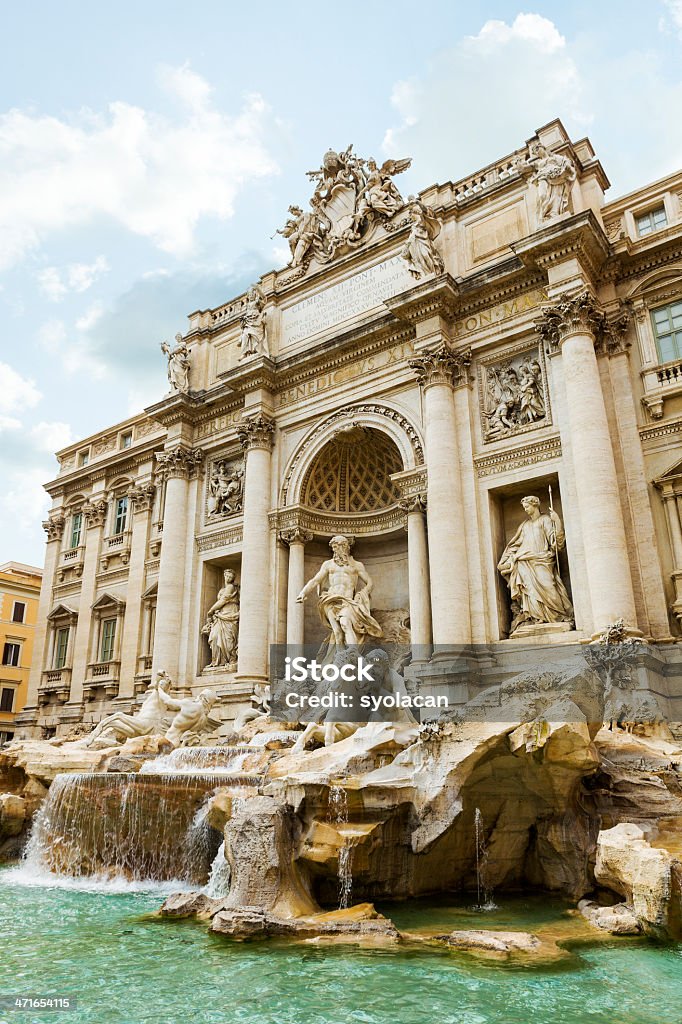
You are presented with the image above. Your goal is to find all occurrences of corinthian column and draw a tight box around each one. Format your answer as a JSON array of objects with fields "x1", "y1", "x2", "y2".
[
  {"x1": 537, "y1": 292, "x2": 638, "y2": 634},
  {"x1": 280, "y1": 528, "x2": 313, "y2": 647},
  {"x1": 151, "y1": 446, "x2": 204, "y2": 682},
  {"x1": 236, "y1": 414, "x2": 275, "y2": 683},
  {"x1": 400, "y1": 495, "x2": 432, "y2": 652},
  {"x1": 409, "y1": 346, "x2": 471, "y2": 646}
]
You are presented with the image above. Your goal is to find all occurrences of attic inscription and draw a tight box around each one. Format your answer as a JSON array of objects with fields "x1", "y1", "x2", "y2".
[{"x1": 282, "y1": 256, "x2": 414, "y2": 345}]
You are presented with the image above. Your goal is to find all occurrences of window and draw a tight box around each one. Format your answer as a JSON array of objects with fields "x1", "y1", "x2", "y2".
[
  {"x1": 0, "y1": 731, "x2": 14, "y2": 746},
  {"x1": 120, "y1": 432, "x2": 132, "y2": 450},
  {"x1": 79, "y1": 450, "x2": 90, "y2": 467},
  {"x1": 652, "y1": 301, "x2": 682, "y2": 363},
  {"x1": 100, "y1": 618, "x2": 116, "y2": 662},
  {"x1": 11, "y1": 602, "x2": 26, "y2": 624},
  {"x1": 113, "y1": 496, "x2": 128, "y2": 535},
  {"x1": 55, "y1": 627, "x2": 70, "y2": 670},
  {"x1": 0, "y1": 688, "x2": 14, "y2": 713},
  {"x1": 2, "y1": 643, "x2": 20, "y2": 667},
  {"x1": 69, "y1": 512, "x2": 83, "y2": 550},
  {"x1": 636, "y1": 206, "x2": 667, "y2": 237}
]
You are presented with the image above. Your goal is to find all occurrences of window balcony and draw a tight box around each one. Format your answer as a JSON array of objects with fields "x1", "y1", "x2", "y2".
[
  {"x1": 641, "y1": 358, "x2": 682, "y2": 419},
  {"x1": 38, "y1": 668, "x2": 71, "y2": 705},
  {"x1": 84, "y1": 660, "x2": 120, "y2": 701}
]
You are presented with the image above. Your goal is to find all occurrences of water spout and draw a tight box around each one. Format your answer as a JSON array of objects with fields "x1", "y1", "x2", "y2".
[
  {"x1": 328, "y1": 784, "x2": 354, "y2": 910},
  {"x1": 472, "y1": 807, "x2": 496, "y2": 912}
]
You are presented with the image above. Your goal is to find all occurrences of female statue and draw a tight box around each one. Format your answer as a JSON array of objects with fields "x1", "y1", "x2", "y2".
[{"x1": 203, "y1": 569, "x2": 240, "y2": 669}]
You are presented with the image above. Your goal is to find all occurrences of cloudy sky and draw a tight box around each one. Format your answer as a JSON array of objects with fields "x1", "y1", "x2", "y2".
[{"x1": 2, "y1": 0, "x2": 682, "y2": 566}]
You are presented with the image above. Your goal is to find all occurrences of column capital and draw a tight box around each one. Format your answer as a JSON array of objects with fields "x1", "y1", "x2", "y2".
[
  {"x1": 42, "y1": 512, "x2": 65, "y2": 541},
  {"x1": 128, "y1": 482, "x2": 156, "y2": 513},
  {"x1": 82, "y1": 499, "x2": 108, "y2": 529},
  {"x1": 535, "y1": 291, "x2": 604, "y2": 353},
  {"x1": 279, "y1": 527, "x2": 314, "y2": 546},
  {"x1": 155, "y1": 444, "x2": 205, "y2": 481},
  {"x1": 237, "y1": 412, "x2": 275, "y2": 451},
  {"x1": 409, "y1": 345, "x2": 471, "y2": 390},
  {"x1": 399, "y1": 494, "x2": 427, "y2": 515}
]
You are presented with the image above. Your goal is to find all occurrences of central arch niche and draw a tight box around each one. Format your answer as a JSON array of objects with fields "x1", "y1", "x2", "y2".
[{"x1": 301, "y1": 426, "x2": 403, "y2": 514}]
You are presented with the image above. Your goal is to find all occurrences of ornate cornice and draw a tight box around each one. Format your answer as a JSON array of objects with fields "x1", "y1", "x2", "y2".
[
  {"x1": 196, "y1": 525, "x2": 243, "y2": 552},
  {"x1": 155, "y1": 445, "x2": 205, "y2": 481},
  {"x1": 473, "y1": 434, "x2": 562, "y2": 477},
  {"x1": 237, "y1": 413, "x2": 275, "y2": 451},
  {"x1": 42, "y1": 513, "x2": 65, "y2": 541},
  {"x1": 218, "y1": 356, "x2": 277, "y2": 395},
  {"x1": 511, "y1": 210, "x2": 610, "y2": 285},
  {"x1": 384, "y1": 273, "x2": 460, "y2": 325},
  {"x1": 279, "y1": 527, "x2": 314, "y2": 546},
  {"x1": 409, "y1": 345, "x2": 472, "y2": 390},
  {"x1": 272, "y1": 504, "x2": 404, "y2": 537}
]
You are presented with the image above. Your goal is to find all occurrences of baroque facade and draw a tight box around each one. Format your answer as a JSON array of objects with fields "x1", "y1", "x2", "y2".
[{"x1": 18, "y1": 119, "x2": 682, "y2": 736}]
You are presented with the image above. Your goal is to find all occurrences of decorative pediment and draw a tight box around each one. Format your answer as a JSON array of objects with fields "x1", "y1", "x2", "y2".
[
  {"x1": 655, "y1": 457, "x2": 682, "y2": 486},
  {"x1": 91, "y1": 592, "x2": 126, "y2": 612},
  {"x1": 47, "y1": 603, "x2": 78, "y2": 623},
  {"x1": 141, "y1": 582, "x2": 158, "y2": 600}
]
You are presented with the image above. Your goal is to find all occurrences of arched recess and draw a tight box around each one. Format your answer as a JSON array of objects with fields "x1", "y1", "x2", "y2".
[
  {"x1": 624, "y1": 263, "x2": 682, "y2": 302},
  {"x1": 281, "y1": 403, "x2": 424, "y2": 508}
]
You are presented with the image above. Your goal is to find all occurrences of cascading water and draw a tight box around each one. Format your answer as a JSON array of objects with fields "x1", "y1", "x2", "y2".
[
  {"x1": 139, "y1": 746, "x2": 254, "y2": 776},
  {"x1": 205, "y1": 840, "x2": 231, "y2": 898},
  {"x1": 472, "y1": 806, "x2": 496, "y2": 911},
  {"x1": 22, "y1": 773, "x2": 226, "y2": 884},
  {"x1": 328, "y1": 784, "x2": 354, "y2": 910}
]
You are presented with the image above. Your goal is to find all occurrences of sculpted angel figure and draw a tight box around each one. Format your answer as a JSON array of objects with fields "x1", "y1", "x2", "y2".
[
  {"x1": 497, "y1": 495, "x2": 573, "y2": 633},
  {"x1": 517, "y1": 142, "x2": 576, "y2": 222},
  {"x1": 239, "y1": 285, "x2": 269, "y2": 359},
  {"x1": 353, "y1": 157, "x2": 412, "y2": 229},
  {"x1": 296, "y1": 535, "x2": 383, "y2": 648},
  {"x1": 202, "y1": 569, "x2": 240, "y2": 669},
  {"x1": 161, "y1": 334, "x2": 190, "y2": 393},
  {"x1": 400, "y1": 199, "x2": 444, "y2": 280}
]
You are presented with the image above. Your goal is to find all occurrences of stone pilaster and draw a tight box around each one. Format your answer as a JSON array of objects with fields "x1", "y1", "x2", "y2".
[
  {"x1": 658, "y1": 482, "x2": 682, "y2": 627},
  {"x1": 236, "y1": 414, "x2": 275, "y2": 683},
  {"x1": 536, "y1": 292, "x2": 638, "y2": 634},
  {"x1": 117, "y1": 483, "x2": 155, "y2": 699},
  {"x1": 280, "y1": 528, "x2": 314, "y2": 647},
  {"x1": 400, "y1": 495, "x2": 432, "y2": 650},
  {"x1": 409, "y1": 345, "x2": 471, "y2": 646},
  {"x1": 69, "y1": 497, "x2": 108, "y2": 705},
  {"x1": 22, "y1": 513, "x2": 65, "y2": 722},
  {"x1": 151, "y1": 446, "x2": 204, "y2": 683}
]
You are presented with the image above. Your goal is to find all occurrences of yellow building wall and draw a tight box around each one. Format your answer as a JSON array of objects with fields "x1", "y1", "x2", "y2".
[{"x1": 0, "y1": 564, "x2": 42, "y2": 742}]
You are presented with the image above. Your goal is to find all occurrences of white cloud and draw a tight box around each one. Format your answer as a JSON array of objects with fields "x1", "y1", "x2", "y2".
[
  {"x1": 0, "y1": 415, "x2": 21, "y2": 432},
  {"x1": 661, "y1": 0, "x2": 682, "y2": 35},
  {"x1": 29, "y1": 420, "x2": 73, "y2": 453},
  {"x1": 382, "y1": 12, "x2": 682, "y2": 198},
  {"x1": 0, "y1": 362, "x2": 42, "y2": 415},
  {"x1": 0, "y1": 65, "x2": 279, "y2": 271},
  {"x1": 38, "y1": 256, "x2": 110, "y2": 301}
]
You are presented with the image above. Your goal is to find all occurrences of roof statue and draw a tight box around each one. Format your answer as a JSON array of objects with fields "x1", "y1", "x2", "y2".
[{"x1": 276, "y1": 146, "x2": 412, "y2": 270}]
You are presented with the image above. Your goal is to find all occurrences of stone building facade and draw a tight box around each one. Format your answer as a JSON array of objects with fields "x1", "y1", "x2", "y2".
[
  {"x1": 0, "y1": 562, "x2": 42, "y2": 744},
  {"x1": 17, "y1": 119, "x2": 682, "y2": 736}
]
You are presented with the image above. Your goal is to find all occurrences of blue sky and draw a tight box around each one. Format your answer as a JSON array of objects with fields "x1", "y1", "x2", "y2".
[{"x1": 2, "y1": 0, "x2": 682, "y2": 565}]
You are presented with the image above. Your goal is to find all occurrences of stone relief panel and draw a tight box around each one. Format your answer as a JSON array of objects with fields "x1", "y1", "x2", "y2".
[
  {"x1": 205, "y1": 454, "x2": 245, "y2": 523},
  {"x1": 478, "y1": 343, "x2": 550, "y2": 444}
]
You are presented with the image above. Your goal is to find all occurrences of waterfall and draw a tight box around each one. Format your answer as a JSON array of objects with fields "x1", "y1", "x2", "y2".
[
  {"x1": 139, "y1": 746, "x2": 253, "y2": 776},
  {"x1": 472, "y1": 807, "x2": 496, "y2": 911},
  {"x1": 205, "y1": 840, "x2": 231, "y2": 898},
  {"x1": 21, "y1": 772, "x2": 225, "y2": 885},
  {"x1": 328, "y1": 784, "x2": 354, "y2": 910}
]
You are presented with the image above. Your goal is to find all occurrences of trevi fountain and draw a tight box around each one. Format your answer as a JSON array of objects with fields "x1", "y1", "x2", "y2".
[{"x1": 3, "y1": 128, "x2": 682, "y2": 1023}]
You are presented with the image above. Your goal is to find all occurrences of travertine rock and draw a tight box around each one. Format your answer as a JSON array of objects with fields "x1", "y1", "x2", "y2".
[
  {"x1": 159, "y1": 891, "x2": 226, "y2": 920},
  {"x1": 211, "y1": 902, "x2": 399, "y2": 944},
  {"x1": 0, "y1": 793, "x2": 26, "y2": 838},
  {"x1": 577, "y1": 899, "x2": 641, "y2": 935},
  {"x1": 437, "y1": 929, "x2": 541, "y2": 953},
  {"x1": 594, "y1": 822, "x2": 682, "y2": 938}
]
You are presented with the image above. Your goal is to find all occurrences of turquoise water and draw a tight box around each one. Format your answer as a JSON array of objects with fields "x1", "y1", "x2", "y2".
[{"x1": 1, "y1": 868, "x2": 681, "y2": 1024}]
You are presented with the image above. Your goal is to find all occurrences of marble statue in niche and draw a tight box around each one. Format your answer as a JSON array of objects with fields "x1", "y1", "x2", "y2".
[
  {"x1": 207, "y1": 459, "x2": 244, "y2": 518},
  {"x1": 238, "y1": 285, "x2": 269, "y2": 360},
  {"x1": 202, "y1": 569, "x2": 240, "y2": 671},
  {"x1": 497, "y1": 495, "x2": 574, "y2": 635},
  {"x1": 516, "y1": 142, "x2": 576, "y2": 222},
  {"x1": 160, "y1": 334, "x2": 190, "y2": 393},
  {"x1": 399, "y1": 198, "x2": 444, "y2": 280},
  {"x1": 296, "y1": 534, "x2": 383, "y2": 649},
  {"x1": 481, "y1": 348, "x2": 547, "y2": 441}
]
